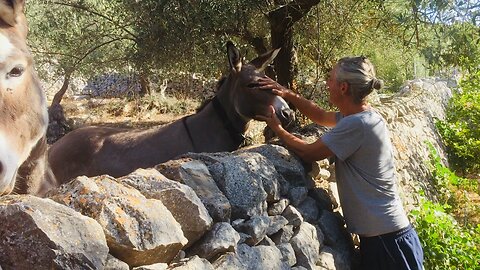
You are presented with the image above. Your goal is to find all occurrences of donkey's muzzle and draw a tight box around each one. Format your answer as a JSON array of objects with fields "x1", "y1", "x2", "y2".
[{"x1": 277, "y1": 108, "x2": 296, "y2": 127}]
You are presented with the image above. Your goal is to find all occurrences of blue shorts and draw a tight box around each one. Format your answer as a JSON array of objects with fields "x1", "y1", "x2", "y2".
[{"x1": 359, "y1": 225, "x2": 424, "y2": 270}]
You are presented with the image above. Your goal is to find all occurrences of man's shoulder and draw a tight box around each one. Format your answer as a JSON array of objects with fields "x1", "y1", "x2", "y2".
[
  {"x1": 338, "y1": 111, "x2": 367, "y2": 127},
  {"x1": 351, "y1": 109, "x2": 384, "y2": 125}
]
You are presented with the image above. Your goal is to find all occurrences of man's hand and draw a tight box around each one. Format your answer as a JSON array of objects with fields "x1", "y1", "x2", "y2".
[
  {"x1": 255, "y1": 105, "x2": 282, "y2": 131},
  {"x1": 256, "y1": 77, "x2": 292, "y2": 98}
]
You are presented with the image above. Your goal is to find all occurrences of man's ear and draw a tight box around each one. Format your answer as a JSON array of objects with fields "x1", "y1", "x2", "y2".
[{"x1": 340, "y1": 82, "x2": 350, "y2": 95}]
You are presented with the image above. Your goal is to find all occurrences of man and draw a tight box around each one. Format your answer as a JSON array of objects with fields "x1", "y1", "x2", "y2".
[{"x1": 256, "y1": 56, "x2": 424, "y2": 270}]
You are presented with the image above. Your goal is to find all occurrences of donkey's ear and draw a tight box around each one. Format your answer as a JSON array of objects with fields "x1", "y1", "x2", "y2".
[
  {"x1": 0, "y1": 0, "x2": 25, "y2": 26},
  {"x1": 227, "y1": 41, "x2": 242, "y2": 73},
  {"x1": 250, "y1": 47, "x2": 280, "y2": 72}
]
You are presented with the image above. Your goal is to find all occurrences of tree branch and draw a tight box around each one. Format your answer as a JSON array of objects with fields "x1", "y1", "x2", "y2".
[
  {"x1": 268, "y1": 0, "x2": 321, "y2": 30},
  {"x1": 51, "y1": 1, "x2": 138, "y2": 41}
]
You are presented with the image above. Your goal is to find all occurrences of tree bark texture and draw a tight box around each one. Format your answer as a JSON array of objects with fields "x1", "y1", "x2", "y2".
[
  {"x1": 268, "y1": 0, "x2": 321, "y2": 93},
  {"x1": 51, "y1": 70, "x2": 72, "y2": 106}
]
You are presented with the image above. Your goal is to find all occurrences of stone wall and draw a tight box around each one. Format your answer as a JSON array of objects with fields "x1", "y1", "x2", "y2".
[
  {"x1": 374, "y1": 78, "x2": 454, "y2": 207},
  {"x1": 0, "y1": 144, "x2": 354, "y2": 270}
]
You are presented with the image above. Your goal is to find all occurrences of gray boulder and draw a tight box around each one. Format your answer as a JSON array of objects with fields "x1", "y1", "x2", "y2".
[
  {"x1": 187, "y1": 222, "x2": 240, "y2": 260},
  {"x1": 238, "y1": 144, "x2": 307, "y2": 188},
  {"x1": 0, "y1": 195, "x2": 108, "y2": 269},
  {"x1": 290, "y1": 222, "x2": 322, "y2": 269},
  {"x1": 48, "y1": 175, "x2": 187, "y2": 267},
  {"x1": 168, "y1": 256, "x2": 214, "y2": 269},
  {"x1": 156, "y1": 158, "x2": 231, "y2": 222},
  {"x1": 118, "y1": 168, "x2": 213, "y2": 246}
]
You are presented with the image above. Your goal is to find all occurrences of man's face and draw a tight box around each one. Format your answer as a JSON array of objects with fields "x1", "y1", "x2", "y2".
[{"x1": 326, "y1": 66, "x2": 342, "y2": 106}]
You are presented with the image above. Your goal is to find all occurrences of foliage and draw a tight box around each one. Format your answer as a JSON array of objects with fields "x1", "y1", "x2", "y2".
[
  {"x1": 295, "y1": 1, "x2": 414, "y2": 84},
  {"x1": 421, "y1": 21, "x2": 480, "y2": 72},
  {"x1": 435, "y1": 71, "x2": 480, "y2": 175},
  {"x1": 410, "y1": 198, "x2": 480, "y2": 270},
  {"x1": 26, "y1": 0, "x2": 428, "y2": 97},
  {"x1": 290, "y1": 0, "x2": 425, "y2": 109},
  {"x1": 410, "y1": 142, "x2": 480, "y2": 269},
  {"x1": 27, "y1": 1, "x2": 137, "y2": 81},
  {"x1": 426, "y1": 142, "x2": 479, "y2": 222},
  {"x1": 26, "y1": 0, "x2": 479, "y2": 110},
  {"x1": 428, "y1": 142, "x2": 478, "y2": 192},
  {"x1": 414, "y1": 0, "x2": 480, "y2": 71}
]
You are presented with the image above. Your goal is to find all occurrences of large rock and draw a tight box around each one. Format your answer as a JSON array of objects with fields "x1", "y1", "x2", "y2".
[
  {"x1": 236, "y1": 244, "x2": 290, "y2": 270},
  {"x1": 270, "y1": 224, "x2": 295, "y2": 245},
  {"x1": 238, "y1": 144, "x2": 308, "y2": 188},
  {"x1": 185, "y1": 152, "x2": 273, "y2": 219},
  {"x1": 277, "y1": 243, "x2": 297, "y2": 267},
  {"x1": 186, "y1": 222, "x2": 240, "y2": 260},
  {"x1": 132, "y1": 263, "x2": 168, "y2": 270},
  {"x1": 233, "y1": 215, "x2": 270, "y2": 246},
  {"x1": 211, "y1": 244, "x2": 292, "y2": 270},
  {"x1": 48, "y1": 175, "x2": 187, "y2": 267},
  {"x1": 268, "y1": 198, "x2": 290, "y2": 216},
  {"x1": 0, "y1": 195, "x2": 108, "y2": 269},
  {"x1": 156, "y1": 158, "x2": 231, "y2": 222},
  {"x1": 297, "y1": 196, "x2": 320, "y2": 223},
  {"x1": 105, "y1": 254, "x2": 130, "y2": 270},
  {"x1": 117, "y1": 169, "x2": 213, "y2": 246},
  {"x1": 317, "y1": 246, "x2": 352, "y2": 270},
  {"x1": 290, "y1": 222, "x2": 323, "y2": 269},
  {"x1": 168, "y1": 255, "x2": 214, "y2": 269},
  {"x1": 317, "y1": 210, "x2": 352, "y2": 250},
  {"x1": 266, "y1": 215, "x2": 289, "y2": 236},
  {"x1": 282, "y1": 205, "x2": 304, "y2": 227},
  {"x1": 212, "y1": 252, "x2": 246, "y2": 269}
]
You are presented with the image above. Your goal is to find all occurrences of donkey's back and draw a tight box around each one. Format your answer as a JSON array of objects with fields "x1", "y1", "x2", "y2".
[{"x1": 48, "y1": 121, "x2": 196, "y2": 184}]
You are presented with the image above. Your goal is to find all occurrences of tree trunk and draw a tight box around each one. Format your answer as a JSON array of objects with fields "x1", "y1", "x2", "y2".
[
  {"x1": 270, "y1": 26, "x2": 298, "y2": 93},
  {"x1": 267, "y1": 0, "x2": 321, "y2": 94},
  {"x1": 48, "y1": 70, "x2": 72, "y2": 144},
  {"x1": 139, "y1": 73, "x2": 151, "y2": 96},
  {"x1": 264, "y1": 0, "x2": 320, "y2": 140},
  {"x1": 51, "y1": 70, "x2": 72, "y2": 106},
  {"x1": 242, "y1": 31, "x2": 277, "y2": 79}
]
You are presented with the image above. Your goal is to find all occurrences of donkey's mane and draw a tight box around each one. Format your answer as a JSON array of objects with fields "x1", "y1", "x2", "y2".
[{"x1": 196, "y1": 76, "x2": 227, "y2": 113}]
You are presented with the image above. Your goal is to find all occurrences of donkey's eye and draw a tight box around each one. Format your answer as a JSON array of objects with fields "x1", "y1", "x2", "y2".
[{"x1": 7, "y1": 66, "x2": 25, "y2": 78}]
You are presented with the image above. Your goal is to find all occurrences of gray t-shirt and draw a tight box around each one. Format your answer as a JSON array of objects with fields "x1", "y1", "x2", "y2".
[{"x1": 321, "y1": 110, "x2": 409, "y2": 236}]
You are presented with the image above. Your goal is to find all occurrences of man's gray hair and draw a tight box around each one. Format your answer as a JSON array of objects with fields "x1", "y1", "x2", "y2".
[{"x1": 335, "y1": 56, "x2": 384, "y2": 104}]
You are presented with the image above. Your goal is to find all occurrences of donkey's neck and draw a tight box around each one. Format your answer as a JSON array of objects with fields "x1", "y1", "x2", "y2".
[
  {"x1": 185, "y1": 97, "x2": 249, "y2": 152},
  {"x1": 211, "y1": 96, "x2": 247, "y2": 143}
]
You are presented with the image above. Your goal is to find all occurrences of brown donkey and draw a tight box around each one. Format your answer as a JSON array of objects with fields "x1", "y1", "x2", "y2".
[
  {"x1": 49, "y1": 42, "x2": 295, "y2": 185},
  {"x1": 0, "y1": 0, "x2": 51, "y2": 196}
]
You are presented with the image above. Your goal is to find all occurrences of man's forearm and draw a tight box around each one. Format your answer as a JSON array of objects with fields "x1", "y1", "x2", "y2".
[
  {"x1": 270, "y1": 123, "x2": 334, "y2": 163},
  {"x1": 283, "y1": 92, "x2": 336, "y2": 127}
]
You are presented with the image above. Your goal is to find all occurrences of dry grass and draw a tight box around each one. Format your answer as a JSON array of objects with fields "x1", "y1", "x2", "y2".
[{"x1": 59, "y1": 93, "x2": 199, "y2": 129}]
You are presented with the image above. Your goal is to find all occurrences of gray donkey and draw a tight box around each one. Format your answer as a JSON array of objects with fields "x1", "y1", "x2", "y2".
[{"x1": 49, "y1": 41, "x2": 295, "y2": 185}]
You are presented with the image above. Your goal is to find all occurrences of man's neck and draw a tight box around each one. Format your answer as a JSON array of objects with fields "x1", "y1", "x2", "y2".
[{"x1": 339, "y1": 102, "x2": 370, "y2": 116}]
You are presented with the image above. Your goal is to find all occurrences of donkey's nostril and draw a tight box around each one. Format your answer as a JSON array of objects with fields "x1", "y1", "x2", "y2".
[
  {"x1": 280, "y1": 109, "x2": 295, "y2": 125},
  {"x1": 0, "y1": 162, "x2": 3, "y2": 174},
  {"x1": 281, "y1": 108, "x2": 293, "y2": 118}
]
